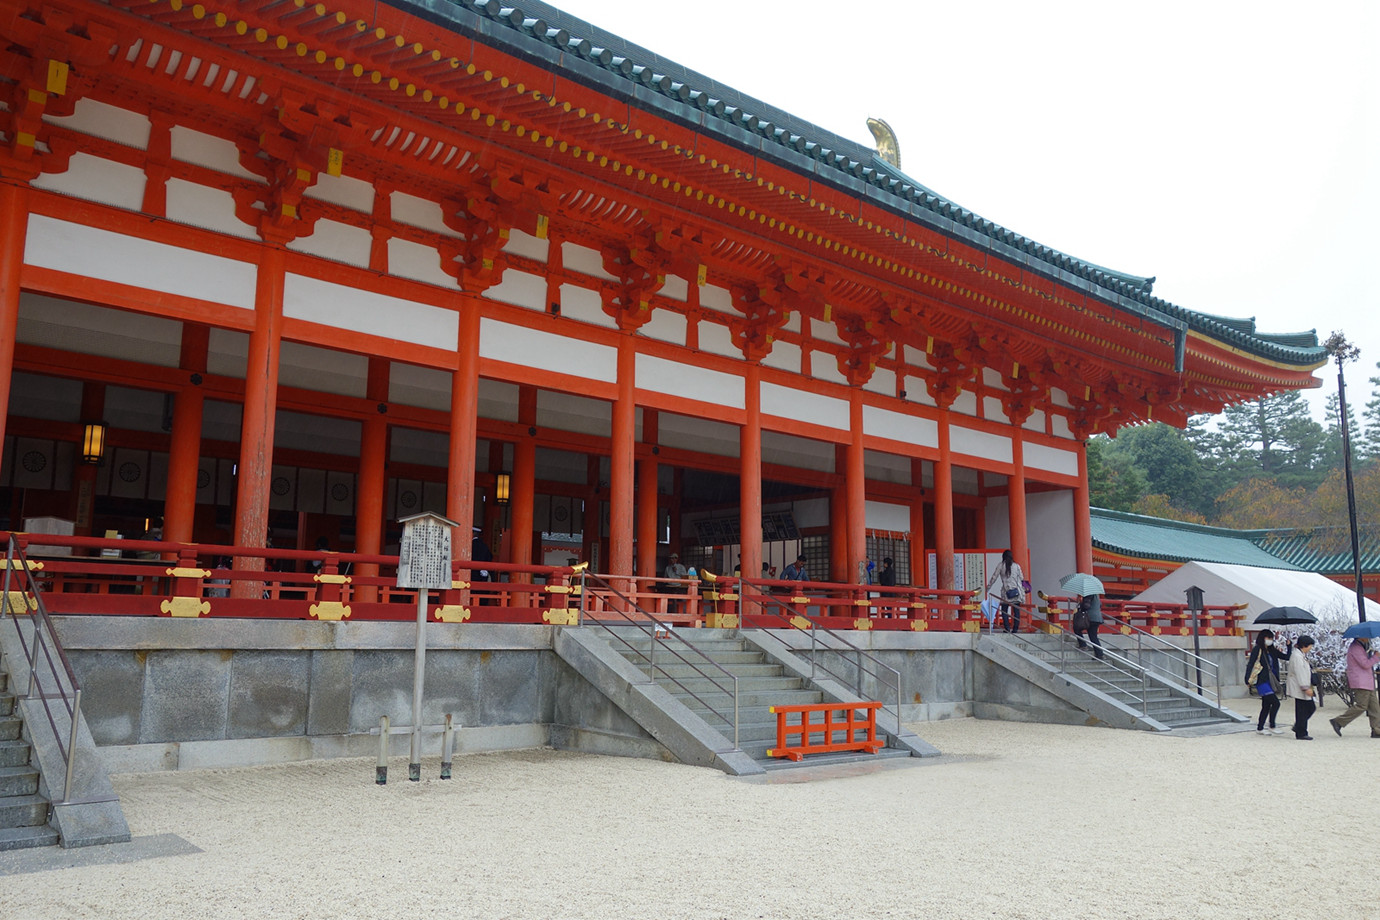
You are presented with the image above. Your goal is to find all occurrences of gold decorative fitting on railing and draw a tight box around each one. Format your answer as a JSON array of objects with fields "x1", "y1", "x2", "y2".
[
  {"x1": 705, "y1": 612, "x2": 739, "y2": 629},
  {"x1": 165, "y1": 567, "x2": 211, "y2": 578},
  {"x1": 4, "y1": 559, "x2": 43, "y2": 571},
  {"x1": 308, "y1": 601, "x2": 351, "y2": 621},
  {"x1": 544, "y1": 584, "x2": 572, "y2": 594},
  {"x1": 434, "y1": 605, "x2": 472, "y2": 623},
  {"x1": 853, "y1": 599, "x2": 870, "y2": 606},
  {"x1": 451, "y1": 579, "x2": 470, "y2": 590},
  {"x1": 910, "y1": 602, "x2": 927, "y2": 611},
  {"x1": 313, "y1": 573, "x2": 351, "y2": 585},
  {"x1": 789, "y1": 615, "x2": 812, "y2": 630},
  {"x1": 790, "y1": 596, "x2": 809, "y2": 604},
  {"x1": 853, "y1": 618, "x2": 873, "y2": 630},
  {"x1": 161, "y1": 598, "x2": 210, "y2": 618},
  {"x1": 4, "y1": 591, "x2": 36, "y2": 613},
  {"x1": 910, "y1": 620, "x2": 928, "y2": 631},
  {"x1": 961, "y1": 621, "x2": 980, "y2": 633},
  {"x1": 541, "y1": 608, "x2": 578, "y2": 626},
  {"x1": 719, "y1": 592, "x2": 739, "y2": 600},
  {"x1": 569, "y1": 562, "x2": 589, "y2": 574}
]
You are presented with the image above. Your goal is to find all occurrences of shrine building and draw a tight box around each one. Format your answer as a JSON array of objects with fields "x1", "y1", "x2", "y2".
[{"x1": 0, "y1": 0, "x2": 1327, "y2": 597}]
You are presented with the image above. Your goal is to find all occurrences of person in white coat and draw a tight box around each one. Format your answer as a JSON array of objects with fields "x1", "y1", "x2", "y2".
[
  {"x1": 1285, "y1": 634, "x2": 1317, "y2": 740},
  {"x1": 985, "y1": 550, "x2": 1026, "y2": 633}
]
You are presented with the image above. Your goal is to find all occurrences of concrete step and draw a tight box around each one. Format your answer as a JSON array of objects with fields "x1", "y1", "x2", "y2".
[
  {"x1": 651, "y1": 674, "x2": 805, "y2": 694},
  {"x1": 613, "y1": 638, "x2": 752, "y2": 657},
  {"x1": 629, "y1": 662, "x2": 787, "y2": 680},
  {"x1": 0, "y1": 692, "x2": 14, "y2": 717},
  {"x1": 0, "y1": 671, "x2": 8, "y2": 693},
  {"x1": 0, "y1": 824, "x2": 59, "y2": 851},
  {"x1": 760, "y1": 745, "x2": 913, "y2": 770},
  {"x1": 0, "y1": 765, "x2": 38, "y2": 798},
  {"x1": 672, "y1": 688, "x2": 825, "y2": 710},
  {"x1": 0, "y1": 717, "x2": 20, "y2": 742},
  {"x1": 0, "y1": 794, "x2": 50, "y2": 829},
  {"x1": 616, "y1": 649, "x2": 768, "y2": 667},
  {"x1": 739, "y1": 734, "x2": 898, "y2": 762},
  {"x1": 0, "y1": 739, "x2": 30, "y2": 768}
]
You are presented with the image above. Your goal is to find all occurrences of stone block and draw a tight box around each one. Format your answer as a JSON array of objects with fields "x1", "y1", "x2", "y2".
[
  {"x1": 476, "y1": 649, "x2": 543, "y2": 725},
  {"x1": 68, "y1": 650, "x2": 143, "y2": 746},
  {"x1": 140, "y1": 650, "x2": 231, "y2": 743},
  {"x1": 228, "y1": 651, "x2": 310, "y2": 739},
  {"x1": 348, "y1": 650, "x2": 421, "y2": 733},
  {"x1": 307, "y1": 650, "x2": 353, "y2": 736}
]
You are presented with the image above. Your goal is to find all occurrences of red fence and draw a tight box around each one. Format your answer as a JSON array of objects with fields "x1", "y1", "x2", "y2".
[
  {"x1": 767, "y1": 702, "x2": 883, "y2": 761},
  {"x1": 1038, "y1": 593, "x2": 1245, "y2": 637}
]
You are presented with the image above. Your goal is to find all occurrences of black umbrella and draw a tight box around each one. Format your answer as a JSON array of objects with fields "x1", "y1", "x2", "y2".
[{"x1": 1252, "y1": 606, "x2": 1318, "y2": 626}]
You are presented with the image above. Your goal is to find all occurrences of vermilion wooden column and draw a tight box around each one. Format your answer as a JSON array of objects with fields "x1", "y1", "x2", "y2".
[
  {"x1": 447, "y1": 303, "x2": 481, "y2": 562},
  {"x1": 846, "y1": 390, "x2": 866, "y2": 581},
  {"x1": 609, "y1": 338, "x2": 635, "y2": 576},
  {"x1": 1009, "y1": 436, "x2": 1029, "y2": 577},
  {"x1": 0, "y1": 183, "x2": 28, "y2": 449},
  {"x1": 935, "y1": 416, "x2": 956, "y2": 590},
  {"x1": 1074, "y1": 440, "x2": 1094, "y2": 574},
  {"x1": 511, "y1": 386, "x2": 537, "y2": 567},
  {"x1": 163, "y1": 324, "x2": 209, "y2": 544},
  {"x1": 636, "y1": 409, "x2": 659, "y2": 578},
  {"x1": 910, "y1": 458, "x2": 926, "y2": 586},
  {"x1": 738, "y1": 366, "x2": 762, "y2": 584},
  {"x1": 232, "y1": 246, "x2": 286, "y2": 592},
  {"x1": 355, "y1": 357, "x2": 390, "y2": 601},
  {"x1": 830, "y1": 445, "x2": 847, "y2": 582}
]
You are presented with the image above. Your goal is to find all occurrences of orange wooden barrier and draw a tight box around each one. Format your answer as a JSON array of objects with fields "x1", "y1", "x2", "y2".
[{"x1": 767, "y1": 702, "x2": 884, "y2": 762}]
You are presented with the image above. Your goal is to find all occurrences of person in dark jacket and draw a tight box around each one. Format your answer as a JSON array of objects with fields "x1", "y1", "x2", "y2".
[
  {"x1": 877, "y1": 557, "x2": 897, "y2": 587},
  {"x1": 1244, "y1": 629, "x2": 1290, "y2": 736}
]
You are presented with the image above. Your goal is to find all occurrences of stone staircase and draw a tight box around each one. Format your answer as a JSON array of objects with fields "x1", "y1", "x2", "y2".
[
  {"x1": 607, "y1": 629, "x2": 916, "y2": 769},
  {"x1": 0, "y1": 660, "x2": 59, "y2": 851},
  {"x1": 979, "y1": 631, "x2": 1246, "y2": 732}
]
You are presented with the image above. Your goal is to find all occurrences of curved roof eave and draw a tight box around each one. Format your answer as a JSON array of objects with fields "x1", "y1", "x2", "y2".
[{"x1": 390, "y1": 0, "x2": 1326, "y2": 368}]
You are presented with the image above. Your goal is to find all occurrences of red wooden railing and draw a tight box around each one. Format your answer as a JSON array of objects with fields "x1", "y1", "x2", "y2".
[
  {"x1": 767, "y1": 702, "x2": 884, "y2": 761},
  {"x1": 1039, "y1": 594, "x2": 1245, "y2": 636}
]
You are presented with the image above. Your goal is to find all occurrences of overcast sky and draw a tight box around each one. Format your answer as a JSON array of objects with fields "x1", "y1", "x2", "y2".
[{"x1": 548, "y1": 0, "x2": 1379, "y2": 425}]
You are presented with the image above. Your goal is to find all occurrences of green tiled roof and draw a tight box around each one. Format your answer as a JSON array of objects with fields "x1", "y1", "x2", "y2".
[
  {"x1": 393, "y1": 0, "x2": 1328, "y2": 369},
  {"x1": 1091, "y1": 509, "x2": 1302, "y2": 570},
  {"x1": 1252, "y1": 528, "x2": 1380, "y2": 575}
]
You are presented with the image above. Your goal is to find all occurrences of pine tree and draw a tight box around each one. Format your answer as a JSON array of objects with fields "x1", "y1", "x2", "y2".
[
  {"x1": 1318, "y1": 391, "x2": 1361, "y2": 473},
  {"x1": 1360, "y1": 361, "x2": 1380, "y2": 462},
  {"x1": 1216, "y1": 390, "x2": 1326, "y2": 490}
]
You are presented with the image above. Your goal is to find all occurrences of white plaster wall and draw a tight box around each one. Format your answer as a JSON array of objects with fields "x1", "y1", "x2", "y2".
[
  {"x1": 660, "y1": 274, "x2": 688, "y2": 302},
  {"x1": 389, "y1": 192, "x2": 456, "y2": 236},
  {"x1": 762, "y1": 383, "x2": 848, "y2": 431},
  {"x1": 483, "y1": 270, "x2": 546, "y2": 311},
  {"x1": 984, "y1": 495, "x2": 1013, "y2": 551},
  {"x1": 950, "y1": 425, "x2": 1012, "y2": 464},
  {"x1": 863, "y1": 366, "x2": 896, "y2": 397},
  {"x1": 761, "y1": 430, "x2": 834, "y2": 472},
  {"x1": 657, "y1": 412, "x2": 739, "y2": 458},
  {"x1": 285, "y1": 274, "x2": 456, "y2": 346},
  {"x1": 304, "y1": 173, "x2": 374, "y2": 212},
  {"x1": 503, "y1": 229, "x2": 548, "y2": 262},
  {"x1": 699, "y1": 284, "x2": 734, "y2": 315},
  {"x1": 387, "y1": 238, "x2": 452, "y2": 287},
  {"x1": 1025, "y1": 442, "x2": 1080, "y2": 477},
  {"x1": 950, "y1": 389, "x2": 978, "y2": 417},
  {"x1": 207, "y1": 330, "x2": 247, "y2": 378},
  {"x1": 479, "y1": 379, "x2": 519, "y2": 422},
  {"x1": 864, "y1": 449, "x2": 911, "y2": 484},
  {"x1": 865, "y1": 500, "x2": 909, "y2": 532},
  {"x1": 562, "y1": 242, "x2": 614, "y2": 280},
  {"x1": 166, "y1": 179, "x2": 256, "y2": 239},
  {"x1": 792, "y1": 497, "x2": 830, "y2": 529},
  {"x1": 288, "y1": 219, "x2": 372, "y2": 268},
  {"x1": 697, "y1": 320, "x2": 739, "y2": 359},
  {"x1": 636, "y1": 309, "x2": 687, "y2": 347},
  {"x1": 44, "y1": 99, "x2": 150, "y2": 148},
  {"x1": 17, "y1": 295, "x2": 182, "y2": 367},
  {"x1": 32, "y1": 153, "x2": 145, "y2": 212},
  {"x1": 635, "y1": 355, "x2": 743, "y2": 409},
  {"x1": 389, "y1": 362, "x2": 451, "y2": 411},
  {"x1": 278, "y1": 341, "x2": 367, "y2": 398},
  {"x1": 863, "y1": 405, "x2": 938, "y2": 448},
  {"x1": 761, "y1": 340, "x2": 801, "y2": 374},
  {"x1": 1023, "y1": 410, "x2": 1046, "y2": 434},
  {"x1": 481, "y1": 319, "x2": 616, "y2": 383},
  {"x1": 983, "y1": 397, "x2": 1008, "y2": 423},
  {"x1": 812, "y1": 357, "x2": 849, "y2": 387},
  {"x1": 537, "y1": 391, "x2": 610, "y2": 437},
  {"x1": 557, "y1": 284, "x2": 612, "y2": 328},
  {"x1": 1028, "y1": 490, "x2": 1077, "y2": 597},
  {"x1": 26, "y1": 216, "x2": 257, "y2": 310},
  {"x1": 170, "y1": 126, "x2": 259, "y2": 179},
  {"x1": 1051, "y1": 415, "x2": 1073, "y2": 439}
]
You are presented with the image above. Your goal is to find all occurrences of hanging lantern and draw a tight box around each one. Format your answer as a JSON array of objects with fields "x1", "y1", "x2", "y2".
[
  {"x1": 495, "y1": 471, "x2": 511, "y2": 505},
  {"x1": 82, "y1": 422, "x2": 108, "y2": 465}
]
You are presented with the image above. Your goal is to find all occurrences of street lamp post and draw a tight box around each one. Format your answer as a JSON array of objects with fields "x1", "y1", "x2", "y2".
[{"x1": 1324, "y1": 331, "x2": 1365, "y2": 623}]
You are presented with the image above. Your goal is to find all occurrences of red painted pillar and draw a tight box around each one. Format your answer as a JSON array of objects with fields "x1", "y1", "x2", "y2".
[
  {"x1": 232, "y1": 246, "x2": 286, "y2": 591},
  {"x1": 447, "y1": 302, "x2": 481, "y2": 561},
  {"x1": 511, "y1": 386, "x2": 537, "y2": 567},
  {"x1": 163, "y1": 324, "x2": 209, "y2": 544},
  {"x1": 846, "y1": 389, "x2": 867, "y2": 581},
  {"x1": 609, "y1": 338, "x2": 635, "y2": 576},
  {"x1": 636, "y1": 409, "x2": 659, "y2": 578},
  {"x1": 910, "y1": 458, "x2": 926, "y2": 586},
  {"x1": 0, "y1": 183, "x2": 28, "y2": 449},
  {"x1": 1074, "y1": 439, "x2": 1093, "y2": 574},
  {"x1": 935, "y1": 415, "x2": 955, "y2": 590},
  {"x1": 830, "y1": 445, "x2": 848, "y2": 583},
  {"x1": 738, "y1": 366, "x2": 762, "y2": 584},
  {"x1": 355, "y1": 357, "x2": 390, "y2": 602},
  {"x1": 1009, "y1": 436, "x2": 1029, "y2": 577}
]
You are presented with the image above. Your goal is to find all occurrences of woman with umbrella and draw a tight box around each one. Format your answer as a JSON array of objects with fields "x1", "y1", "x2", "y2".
[
  {"x1": 1244, "y1": 629, "x2": 1289, "y2": 736},
  {"x1": 1329, "y1": 621, "x2": 1380, "y2": 738}
]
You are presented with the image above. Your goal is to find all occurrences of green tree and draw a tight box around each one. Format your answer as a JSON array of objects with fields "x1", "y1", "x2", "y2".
[
  {"x1": 1360, "y1": 361, "x2": 1380, "y2": 462},
  {"x1": 1216, "y1": 390, "x2": 1326, "y2": 490},
  {"x1": 1113, "y1": 422, "x2": 1214, "y2": 515},
  {"x1": 1317, "y1": 391, "x2": 1361, "y2": 473},
  {"x1": 1213, "y1": 478, "x2": 1318, "y2": 530},
  {"x1": 1132, "y1": 493, "x2": 1208, "y2": 524},
  {"x1": 1086, "y1": 435, "x2": 1147, "y2": 511}
]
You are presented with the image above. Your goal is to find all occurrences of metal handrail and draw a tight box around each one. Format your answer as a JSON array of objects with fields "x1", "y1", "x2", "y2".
[
  {"x1": 3, "y1": 535, "x2": 83, "y2": 803},
  {"x1": 1000, "y1": 618, "x2": 1153, "y2": 715},
  {"x1": 577, "y1": 572, "x2": 739, "y2": 750},
  {"x1": 1039, "y1": 592, "x2": 1222, "y2": 706},
  {"x1": 735, "y1": 579, "x2": 905, "y2": 745}
]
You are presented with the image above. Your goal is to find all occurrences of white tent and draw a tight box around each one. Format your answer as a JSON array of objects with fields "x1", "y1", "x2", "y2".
[{"x1": 1131, "y1": 561, "x2": 1380, "y2": 626}]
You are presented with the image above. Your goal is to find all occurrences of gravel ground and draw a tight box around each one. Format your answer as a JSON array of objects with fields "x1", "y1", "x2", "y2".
[{"x1": 2, "y1": 718, "x2": 1375, "y2": 920}]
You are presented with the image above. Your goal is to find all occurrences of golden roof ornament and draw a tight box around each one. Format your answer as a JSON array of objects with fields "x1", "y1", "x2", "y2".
[{"x1": 866, "y1": 117, "x2": 901, "y2": 169}]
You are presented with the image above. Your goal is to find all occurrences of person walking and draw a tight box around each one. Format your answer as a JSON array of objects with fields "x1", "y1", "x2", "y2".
[
  {"x1": 1329, "y1": 637, "x2": 1380, "y2": 738},
  {"x1": 1073, "y1": 592, "x2": 1105, "y2": 659},
  {"x1": 877, "y1": 557, "x2": 896, "y2": 587},
  {"x1": 985, "y1": 550, "x2": 1026, "y2": 633},
  {"x1": 1286, "y1": 634, "x2": 1317, "y2": 740},
  {"x1": 1245, "y1": 629, "x2": 1289, "y2": 736}
]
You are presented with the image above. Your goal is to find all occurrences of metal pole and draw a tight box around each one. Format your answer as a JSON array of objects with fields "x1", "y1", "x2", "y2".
[
  {"x1": 376, "y1": 715, "x2": 389, "y2": 785},
  {"x1": 62, "y1": 688, "x2": 81, "y2": 803},
  {"x1": 1336, "y1": 358, "x2": 1367, "y2": 622},
  {"x1": 1191, "y1": 606, "x2": 1203, "y2": 696},
  {"x1": 440, "y1": 714, "x2": 454, "y2": 780},
  {"x1": 410, "y1": 588, "x2": 427, "y2": 781},
  {"x1": 732, "y1": 675, "x2": 739, "y2": 750}
]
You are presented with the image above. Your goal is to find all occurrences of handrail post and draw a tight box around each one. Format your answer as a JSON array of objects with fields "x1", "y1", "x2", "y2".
[
  {"x1": 62, "y1": 687, "x2": 81, "y2": 803},
  {"x1": 733, "y1": 675, "x2": 740, "y2": 751}
]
